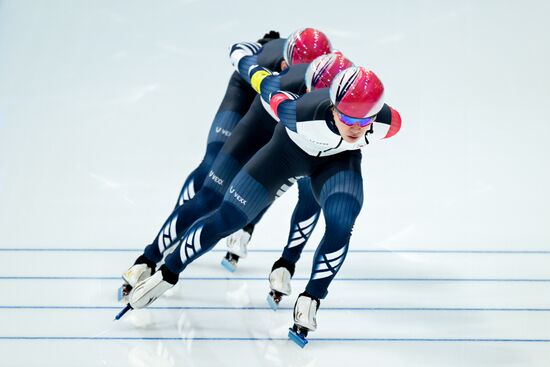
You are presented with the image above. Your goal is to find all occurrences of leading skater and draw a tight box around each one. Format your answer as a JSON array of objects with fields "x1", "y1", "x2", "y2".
[{"x1": 123, "y1": 60, "x2": 401, "y2": 345}]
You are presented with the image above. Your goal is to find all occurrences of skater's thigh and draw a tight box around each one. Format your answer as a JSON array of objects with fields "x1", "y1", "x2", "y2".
[
  {"x1": 205, "y1": 72, "x2": 257, "y2": 146},
  {"x1": 310, "y1": 150, "x2": 364, "y2": 204},
  {"x1": 220, "y1": 96, "x2": 276, "y2": 166},
  {"x1": 242, "y1": 124, "x2": 314, "y2": 199},
  {"x1": 217, "y1": 71, "x2": 257, "y2": 115}
]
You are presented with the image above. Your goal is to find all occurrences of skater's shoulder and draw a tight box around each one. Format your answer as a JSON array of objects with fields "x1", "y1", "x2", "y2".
[
  {"x1": 279, "y1": 64, "x2": 309, "y2": 95},
  {"x1": 257, "y1": 38, "x2": 286, "y2": 72},
  {"x1": 296, "y1": 89, "x2": 332, "y2": 121}
]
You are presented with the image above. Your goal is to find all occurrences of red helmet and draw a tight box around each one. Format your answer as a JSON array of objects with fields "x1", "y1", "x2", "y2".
[
  {"x1": 305, "y1": 53, "x2": 354, "y2": 91},
  {"x1": 329, "y1": 66, "x2": 385, "y2": 118},
  {"x1": 283, "y1": 28, "x2": 332, "y2": 65}
]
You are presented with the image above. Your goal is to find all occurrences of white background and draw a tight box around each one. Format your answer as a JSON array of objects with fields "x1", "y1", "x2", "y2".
[{"x1": 0, "y1": 0, "x2": 549, "y2": 366}]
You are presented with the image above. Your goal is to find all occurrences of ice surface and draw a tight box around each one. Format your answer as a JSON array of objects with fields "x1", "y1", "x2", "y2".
[{"x1": 1, "y1": 0, "x2": 549, "y2": 366}]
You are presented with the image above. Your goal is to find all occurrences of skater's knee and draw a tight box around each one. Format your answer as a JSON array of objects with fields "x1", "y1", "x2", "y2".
[
  {"x1": 202, "y1": 142, "x2": 224, "y2": 168},
  {"x1": 215, "y1": 202, "x2": 249, "y2": 235},
  {"x1": 223, "y1": 171, "x2": 271, "y2": 224},
  {"x1": 322, "y1": 193, "x2": 362, "y2": 234},
  {"x1": 196, "y1": 186, "x2": 223, "y2": 209}
]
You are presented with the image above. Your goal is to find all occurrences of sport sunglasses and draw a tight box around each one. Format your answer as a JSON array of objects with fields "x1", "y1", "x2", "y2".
[{"x1": 337, "y1": 111, "x2": 376, "y2": 127}]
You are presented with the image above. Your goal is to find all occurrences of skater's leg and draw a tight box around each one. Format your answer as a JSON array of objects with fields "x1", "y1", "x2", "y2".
[
  {"x1": 174, "y1": 71, "x2": 256, "y2": 207},
  {"x1": 164, "y1": 170, "x2": 272, "y2": 274},
  {"x1": 174, "y1": 141, "x2": 223, "y2": 206},
  {"x1": 129, "y1": 170, "x2": 273, "y2": 309},
  {"x1": 119, "y1": 184, "x2": 225, "y2": 299},
  {"x1": 305, "y1": 169, "x2": 363, "y2": 299},
  {"x1": 142, "y1": 97, "x2": 277, "y2": 265},
  {"x1": 143, "y1": 185, "x2": 225, "y2": 263},
  {"x1": 215, "y1": 107, "x2": 288, "y2": 269},
  {"x1": 222, "y1": 205, "x2": 266, "y2": 270},
  {"x1": 129, "y1": 124, "x2": 311, "y2": 308},
  {"x1": 280, "y1": 177, "x2": 321, "y2": 264},
  {"x1": 237, "y1": 173, "x2": 316, "y2": 249},
  {"x1": 289, "y1": 152, "x2": 363, "y2": 339},
  {"x1": 120, "y1": 179, "x2": 226, "y2": 299},
  {"x1": 267, "y1": 177, "x2": 321, "y2": 307},
  {"x1": 164, "y1": 131, "x2": 307, "y2": 274}
]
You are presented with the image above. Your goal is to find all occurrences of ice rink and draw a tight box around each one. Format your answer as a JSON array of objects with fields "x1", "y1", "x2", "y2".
[{"x1": 1, "y1": 0, "x2": 549, "y2": 366}]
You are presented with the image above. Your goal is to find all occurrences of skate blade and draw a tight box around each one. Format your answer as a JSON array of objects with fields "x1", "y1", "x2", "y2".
[
  {"x1": 221, "y1": 258, "x2": 237, "y2": 273},
  {"x1": 117, "y1": 284, "x2": 132, "y2": 302},
  {"x1": 288, "y1": 328, "x2": 308, "y2": 348},
  {"x1": 266, "y1": 294, "x2": 279, "y2": 311},
  {"x1": 117, "y1": 286, "x2": 127, "y2": 302},
  {"x1": 114, "y1": 304, "x2": 132, "y2": 320}
]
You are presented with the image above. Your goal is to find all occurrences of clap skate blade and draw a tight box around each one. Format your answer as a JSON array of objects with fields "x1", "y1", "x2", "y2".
[
  {"x1": 266, "y1": 290, "x2": 283, "y2": 310},
  {"x1": 221, "y1": 252, "x2": 239, "y2": 273},
  {"x1": 117, "y1": 283, "x2": 133, "y2": 302},
  {"x1": 114, "y1": 304, "x2": 133, "y2": 320},
  {"x1": 288, "y1": 324, "x2": 309, "y2": 348}
]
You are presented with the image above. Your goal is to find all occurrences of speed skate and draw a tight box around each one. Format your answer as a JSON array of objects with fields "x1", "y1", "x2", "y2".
[{"x1": 288, "y1": 294, "x2": 319, "y2": 348}]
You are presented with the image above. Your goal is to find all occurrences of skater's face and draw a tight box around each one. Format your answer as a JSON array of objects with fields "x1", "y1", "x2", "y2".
[{"x1": 332, "y1": 108, "x2": 372, "y2": 143}]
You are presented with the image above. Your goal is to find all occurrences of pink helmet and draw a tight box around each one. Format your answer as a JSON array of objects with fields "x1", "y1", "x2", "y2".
[
  {"x1": 283, "y1": 28, "x2": 332, "y2": 65},
  {"x1": 305, "y1": 53, "x2": 354, "y2": 91},
  {"x1": 329, "y1": 66, "x2": 385, "y2": 118}
]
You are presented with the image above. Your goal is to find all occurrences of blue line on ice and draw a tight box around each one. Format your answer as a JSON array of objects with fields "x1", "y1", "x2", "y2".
[
  {"x1": 0, "y1": 336, "x2": 549, "y2": 343},
  {"x1": 1, "y1": 247, "x2": 549, "y2": 254},
  {"x1": 1, "y1": 305, "x2": 550, "y2": 312},
  {"x1": 1, "y1": 276, "x2": 550, "y2": 282}
]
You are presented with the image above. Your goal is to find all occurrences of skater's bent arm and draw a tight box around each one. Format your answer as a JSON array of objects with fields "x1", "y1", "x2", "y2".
[
  {"x1": 268, "y1": 91, "x2": 299, "y2": 131},
  {"x1": 229, "y1": 42, "x2": 262, "y2": 84},
  {"x1": 248, "y1": 65, "x2": 286, "y2": 103},
  {"x1": 229, "y1": 42, "x2": 284, "y2": 102}
]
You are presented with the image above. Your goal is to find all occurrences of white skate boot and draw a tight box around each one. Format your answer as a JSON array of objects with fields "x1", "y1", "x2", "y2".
[
  {"x1": 266, "y1": 258, "x2": 295, "y2": 310},
  {"x1": 288, "y1": 293, "x2": 320, "y2": 348},
  {"x1": 118, "y1": 260, "x2": 154, "y2": 301},
  {"x1": 266, "y1": 267, "x2": 292, "y2": 310},
  {"x1": 115, "y1": 265, "x2": 178, "y2": 320},
  {"x1": 128, "y1": 271, "x2": 174, "y2": 309},
  {"x1": 221, "y1": 226, "x2": 253, "y2": 272}
]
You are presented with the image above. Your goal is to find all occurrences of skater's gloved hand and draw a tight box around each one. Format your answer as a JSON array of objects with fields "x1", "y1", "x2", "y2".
[
  {"x1": 229, "y1": 42, "x2": 262, "y2": 71},
  {"x1": 268, "y1": 91, "x2": 299, "y2": 118},
  {"x1": 257, "y1": 30, "x2": 280, "y2": 45}
]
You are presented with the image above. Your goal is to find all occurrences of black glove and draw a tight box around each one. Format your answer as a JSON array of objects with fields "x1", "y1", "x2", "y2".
[{"x1": 257, "y1": 30, "x2": 280, "y2": 45}]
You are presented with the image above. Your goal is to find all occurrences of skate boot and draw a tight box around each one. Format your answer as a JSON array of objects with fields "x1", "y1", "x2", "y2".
[
  {"x1": 115, "y1": 265, "x2": 178, "y2": 320},
  {"x1": 266, "y1": 257, "x2": 295, "y2": 310},
  {"x1": 118, "y1": 255, "x2": 156, "y2": 301},
  {"x1": 221, "y1": 224, "x2": 254, "y2": 272},
  {"x1": 288, "y1": 292, "x2": 320, "y2": 348}
]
